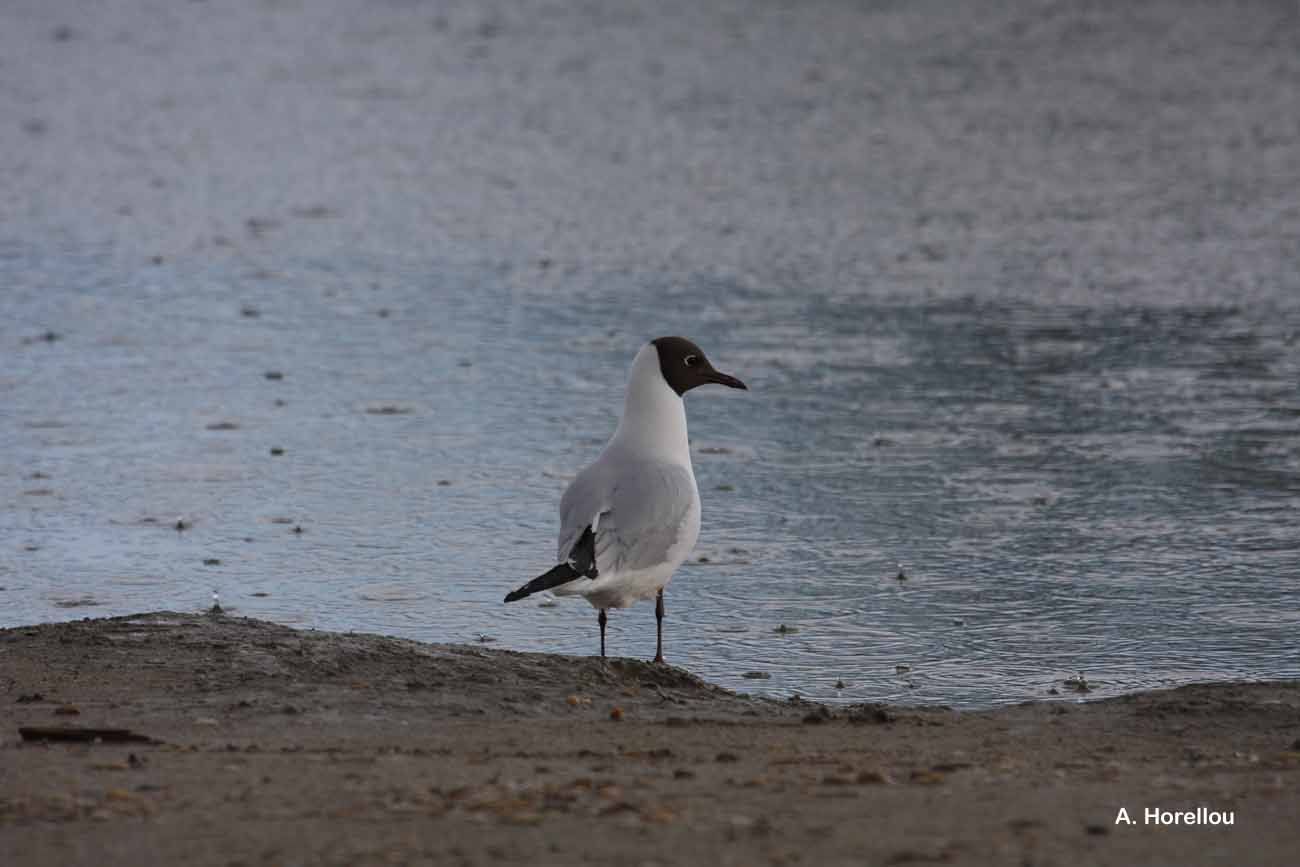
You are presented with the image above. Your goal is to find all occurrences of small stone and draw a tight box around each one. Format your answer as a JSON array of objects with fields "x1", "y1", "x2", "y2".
[{"x1": 609, "y1": 707, "x2": 624, "y2": 721}]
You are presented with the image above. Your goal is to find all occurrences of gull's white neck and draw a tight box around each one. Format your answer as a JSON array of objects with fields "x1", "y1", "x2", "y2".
[{"x1": 609, "y1": 344, "x2": 692, "y2": 465}]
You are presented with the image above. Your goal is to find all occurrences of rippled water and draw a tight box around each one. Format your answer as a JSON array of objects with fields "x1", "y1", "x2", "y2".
[{"x1": 3, "y1": 250, "x2": 1298, "y2": 707}]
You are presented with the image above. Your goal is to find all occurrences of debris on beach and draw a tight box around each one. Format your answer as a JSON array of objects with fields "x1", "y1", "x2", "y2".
[
  {"x1": 19, "y1": 726, "x2": 160, "y2": 745},
  {"x1": 1064, "y1": 673, "x2": 1092, "y2": 693}
]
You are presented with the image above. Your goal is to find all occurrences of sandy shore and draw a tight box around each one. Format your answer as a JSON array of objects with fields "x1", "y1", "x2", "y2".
[{"x1": 1, "y1": 613, "x2": 1296, "y2": 866}]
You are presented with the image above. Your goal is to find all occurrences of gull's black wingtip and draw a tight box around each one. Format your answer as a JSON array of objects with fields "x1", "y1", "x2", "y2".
[{"x1": 504, "y1": 527, "x2": 597, "y2": 605}]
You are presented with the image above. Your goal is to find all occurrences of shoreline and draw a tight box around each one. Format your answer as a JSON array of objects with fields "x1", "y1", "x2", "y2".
[{"x1": 3, "y1": 613, "x2": 1297, "y2": 865}]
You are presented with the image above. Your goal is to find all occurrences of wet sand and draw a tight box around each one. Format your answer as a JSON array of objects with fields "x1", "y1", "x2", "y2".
[{"x1": 2, "y1": 613, "x2": 1297, "y2": 866}]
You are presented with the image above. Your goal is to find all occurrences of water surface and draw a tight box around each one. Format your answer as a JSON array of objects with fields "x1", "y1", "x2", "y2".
[{"x1": 4, "y1": 251, "x2": 1297, "y2": 707}]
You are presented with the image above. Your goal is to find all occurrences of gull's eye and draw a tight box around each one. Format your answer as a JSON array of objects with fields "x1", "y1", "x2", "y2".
[{"x1": 684, "y1": 354, "x2": 699, "y2": 367}]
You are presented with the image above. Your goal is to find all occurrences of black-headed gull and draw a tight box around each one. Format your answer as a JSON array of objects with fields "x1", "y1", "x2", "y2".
[{"x1": 504, "y1": 337, "x2": 747, "y2": 662}]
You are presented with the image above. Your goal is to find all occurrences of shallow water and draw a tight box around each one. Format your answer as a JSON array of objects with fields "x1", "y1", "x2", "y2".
[{"x1": 4, "y1": 250, "x2": 1298, "y2": 708}]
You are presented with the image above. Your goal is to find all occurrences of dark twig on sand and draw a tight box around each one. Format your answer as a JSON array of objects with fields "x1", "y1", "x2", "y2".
[{"x1": 18, "y1": 726, "x2": 162, "y2": 745}]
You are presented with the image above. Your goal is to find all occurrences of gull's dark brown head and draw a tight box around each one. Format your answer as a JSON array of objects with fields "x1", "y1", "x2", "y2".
[{"x1": 650, "y1": 336, "x2": 748, "y2": 396}]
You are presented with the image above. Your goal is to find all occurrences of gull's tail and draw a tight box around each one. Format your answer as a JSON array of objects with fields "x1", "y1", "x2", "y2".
[
  {"x1": 503, "y1": 563, "x2": 583, "y2": 603},
  {"x1": 504, "y1": 525, "x2": 599, "y2": 603}
]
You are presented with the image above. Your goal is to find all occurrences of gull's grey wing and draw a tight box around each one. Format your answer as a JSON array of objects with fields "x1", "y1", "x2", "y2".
[
  {"x1": 557, "y1": 461, "x2": 614, "y2": 564},
  {"x1": 592, "y1": 461, "x2": 696, "y2": 574}
]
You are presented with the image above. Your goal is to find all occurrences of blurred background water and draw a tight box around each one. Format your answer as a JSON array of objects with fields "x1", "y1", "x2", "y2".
[
  {"x1": 2, "y1": 0, "x2": 1299, "y2": 707},
  {"x1": 4, "y1": 251, "x2": 1297, "y2": 707}
]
